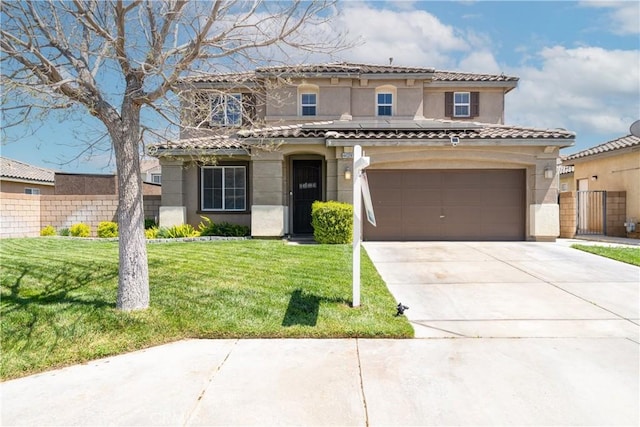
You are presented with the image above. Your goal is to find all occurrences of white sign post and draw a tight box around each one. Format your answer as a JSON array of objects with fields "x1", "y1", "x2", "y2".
[{"x1": 352, "y1": 145, "x2": 375, "y2": 307}]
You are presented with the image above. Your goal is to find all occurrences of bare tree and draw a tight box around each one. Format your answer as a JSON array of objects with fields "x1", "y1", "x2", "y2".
[{"x1": 1, "y1": 0, "x2": 346, "y2": 311}]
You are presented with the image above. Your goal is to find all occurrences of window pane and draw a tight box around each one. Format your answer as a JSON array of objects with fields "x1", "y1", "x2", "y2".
[
  {"x1": 454, "y1": 92, "x2": 469, "y2": 103},
  {"x1": 454, "y1": 106, "x2": 469, "y2": 116},
  {"x1": 378, "y1": 105, "x2": 392, "y2": 116},
  {"x1": 302, "y1": 106, "x2": 316, "y2": 116},
  {"x1": 301, "y1": 93, "x2": 316, "y2": 104},
  {"x1": 211, "y1": 96, "x2": 225, "y2": 124},
  {"x1": 227, "y1": 94, "x2": 242, "y2": 125},
  {"x1": 377, "y1": 93, "x2": 392, "y2": 104}
]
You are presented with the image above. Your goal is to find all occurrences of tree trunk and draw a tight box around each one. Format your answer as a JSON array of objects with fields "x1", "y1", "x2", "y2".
[{"x1": 111, "y1": 80, "x2": 150, "y2": 311}]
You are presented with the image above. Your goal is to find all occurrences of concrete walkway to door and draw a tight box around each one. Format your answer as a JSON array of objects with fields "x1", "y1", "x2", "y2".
[{"x1": 363, "y1": 240, "x2": 639, "y2": 340}]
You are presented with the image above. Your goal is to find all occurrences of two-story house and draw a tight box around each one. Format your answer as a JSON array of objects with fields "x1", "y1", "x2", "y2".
[{"x1": 151, "y1": 62, "x2": 574, "y2": 241}]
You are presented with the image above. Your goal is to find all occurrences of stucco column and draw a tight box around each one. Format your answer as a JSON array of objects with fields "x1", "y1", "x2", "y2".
[
  {"x1": 529, "y1": 155, "x2": 560, "y2": 241},
  {"x1": 251, "y1": 151, "x2": 286, "y2": 236}
]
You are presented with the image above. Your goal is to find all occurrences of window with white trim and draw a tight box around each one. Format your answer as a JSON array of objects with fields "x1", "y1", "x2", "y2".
[
  {"x1": 211, "y1": 93, "x2": 242, "y2": 126},
  {"x1": 151, "y1": 173, "x2": 162, "y2": 184},
  {"x1": 300, "y1": 93, "x2": 317, "y2": 116},
  {"x1": 377, "y1": 92, "x2": 393, "y2": 116},
  {"x1": 453, "y1": 92, "x2": 470, "y2": 117},
  {"x1": 201, "y1": 166, "x2": 246, "y2": 211},
  {"x1": 24, "y1": 188, "x2": 40, "y2": 195}
]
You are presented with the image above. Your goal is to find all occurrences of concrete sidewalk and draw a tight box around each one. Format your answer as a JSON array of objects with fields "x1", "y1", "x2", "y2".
[
  {"x1": 2, "y1": 241, "x2": 639, "y2": 426},
  {"x1": 2, "y1": 338, "x2": 638, "y2": 426}
]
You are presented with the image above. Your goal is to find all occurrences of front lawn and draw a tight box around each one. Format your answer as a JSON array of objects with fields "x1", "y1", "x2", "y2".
[
  {"x1": 571, "y1": 244, "x2": 640, "y2": 266},
  {"x1": 0, "y1": 239, "x2": 412, "y2": 380}
]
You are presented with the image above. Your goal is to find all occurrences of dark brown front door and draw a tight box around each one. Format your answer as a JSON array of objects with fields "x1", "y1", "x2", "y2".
[
  {"x1": 364, "y1": 169, "x2": 525, "y2": 241},
  {"x1": 292, "y1": 160, "x2": 322, "y2": 234}
]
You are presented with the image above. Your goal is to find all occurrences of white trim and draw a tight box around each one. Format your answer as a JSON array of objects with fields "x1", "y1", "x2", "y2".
[{"x1": 200, "y1": 165, "x2": 247, "y2": 211}]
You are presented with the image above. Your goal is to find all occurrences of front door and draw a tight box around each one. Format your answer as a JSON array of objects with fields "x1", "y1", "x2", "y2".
[{"x1": 292, "y1": 160, "x2": 322, "y2": 234}]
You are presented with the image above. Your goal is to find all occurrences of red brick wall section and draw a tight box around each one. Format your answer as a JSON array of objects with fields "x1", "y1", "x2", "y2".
[
  {"x1": 559, "y1": 192, "x2": 576, "y2": 238},
  {"x1": 606, "y1": 191, "x2": 627, "y2": 237},
  {"x1": 0, "y1": 192, "x2": 162, "y2": 238}
]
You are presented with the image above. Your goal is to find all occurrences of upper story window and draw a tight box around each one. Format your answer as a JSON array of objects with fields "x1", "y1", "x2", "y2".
[
  {"x1": 211, "y1": 93, "x2": 242, "y2": 126},
  {"x1": 445, "y1": 91, "x2": 479, "y2": 119},
  {"x1": 377, "y1": 93, "x2": 393, "y2": 116},
  {"x1": 301, "y1": 93, "x2": 317, "y2": 116},
  {"x1": 298, "y1": 84, "x2": 319, "y2": 117},
  {"x1": 150, "y1": 173, "x2": 162, "y2": 184},
  {"x1": 454, "y1": 92, "x2": 470, "y2": 117},
  {"x1": 24, "y1": 188, "x2": 40, "y2": 195},
  {"x1": 201, "y1": 165, "x2": 246, "y2": 211}
]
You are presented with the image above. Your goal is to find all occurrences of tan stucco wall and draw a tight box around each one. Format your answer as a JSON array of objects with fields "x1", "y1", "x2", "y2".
[
  {"x1": 423, "y1": 88, "x2": 505, "y2": 123},
  {"x1": 0, "y1": 180, "x2": 55, "y2": 195},
  {"x1": 570, "y1": 150, "x2": 640, "y2": 221},
  {"x1": 162, "y1": 143, "x2": 561, "y2": 240}
]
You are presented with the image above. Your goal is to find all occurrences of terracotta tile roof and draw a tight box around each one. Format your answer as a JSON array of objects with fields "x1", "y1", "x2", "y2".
[
  {"x1": 0, "y1": 157, "x2": 56, "y2": 184},
  {"x1": 433, "y1": 70, "x2": 518, "y2": 82},
  {"x1": 154, "y1": 119, "x2": 574, "y2": 152},
  {"x1": 148, "y1": 135, "x2": 248, "y2": 152},
  {"x1": 240, "y1": 119, "x2": 574, "y2": 141},
  {"x1": 181, "y1": 62, "x2": 517, "y2": 84},
  {"x1": 558, "y1": 164, "x2": 574, "y2": 175},
  {"x1": 563, "y1": 134, "x2": 639, "y2": 161},
  {"x1": 255, "y1": 62, "x2": 436, "y2": 75}
]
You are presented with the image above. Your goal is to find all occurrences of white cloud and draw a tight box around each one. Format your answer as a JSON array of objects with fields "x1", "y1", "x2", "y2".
[
  {"x1": 506, "y1": 46, "x2": 640, "y2": 138},
  {"x1": 333, "y1": 4, "x2": 469, "y2": 68},
  {"x1": 580, "y1": 1, "x2": 640, "y2": 35}
]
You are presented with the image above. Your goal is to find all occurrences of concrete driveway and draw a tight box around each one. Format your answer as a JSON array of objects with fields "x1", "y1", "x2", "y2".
[{"x1": 363, "y1": 240, "x2": 639, "y2": 340}]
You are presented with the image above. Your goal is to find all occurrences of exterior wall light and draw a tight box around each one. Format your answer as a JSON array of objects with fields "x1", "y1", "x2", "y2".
[
  {"x1": 544, "y1": 166, "x2": 554, "y2": 179},
  {"x1": 591, "y1": 175, "x2": 598, "y2": 181},
  {"x1": 344, "y1": 166, "x2": 352, "y2": 180}
]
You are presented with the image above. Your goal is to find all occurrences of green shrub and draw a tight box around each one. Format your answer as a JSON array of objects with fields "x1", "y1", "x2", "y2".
[
  {"x1": 145, "y1": 227, "x2": 159, "y2": 239},
  {"x1": 97, "y1": 221, "x2": 118, "y2": 238},
  {"x1": 311, "y1": 201, "x2": 353, "y2": 244},
  {"x1": 144, "y1": 219, "x2": 157, "y2": 229},
  {"x1": 58, "y1": 228, "x2": 70, "y2": 236},
  {"x1": 40, "y1": 225, "x2": 56, "y2": 236},
  {"x1": 69, "y1": 223, "x2": 90, "y2": 238},
  {"x1": 155, "y1": 224, "x2": 199, "y2": 239},
  {"x1": 198, "y1": 216, "x2": 250, "y2": 237}
]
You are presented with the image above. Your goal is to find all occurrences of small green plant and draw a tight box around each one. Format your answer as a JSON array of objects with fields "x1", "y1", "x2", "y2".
[
  {"x1": 311, "y1": 201, "x2": 353, "y2": 244},
  {"x1": 58, "y1": 228, "x2": 70, "y2": 236},
  {"x1": 40, "y1": 225, "x2": 56, "y2": 236},
  {"x1": 145, "y1": 227, "x2": 159, "y2": 239},
  {"x1": 97, "y1": 221, "x2": 118, "y2": 238},
  {"x1": 69, "y1": 223, "x2": 90, "y2": 237},
  {"x1": 155, "y1": 224, "x2": 199, "y2": 239},
  {"x1": 144, "y1": 219, "x2": 157, "y2": 229},
  {"x1": 198, "y1": 216, "x2": 250, "y2": 237}
]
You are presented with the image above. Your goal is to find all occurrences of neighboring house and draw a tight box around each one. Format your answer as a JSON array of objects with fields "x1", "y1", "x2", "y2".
[
  {"x1": 141, "y1": 158, "x2": 162, "y2": 184},
  {"x1": 150, "y1": 62, "x2": 574, "y2": 241},
  {"x1": 0, "y1": 157, "x2": 56, "y2": 195},
  {"x1": 55, "y1": 172, "x2": 162, "y2": 196},
  {"x1": 562, "y1": 134, "x2": 640, "y2": 228}
]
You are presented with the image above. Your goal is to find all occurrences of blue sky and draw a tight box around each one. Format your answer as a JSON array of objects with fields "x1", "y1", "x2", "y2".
[{"x1": 1, "y1": 0, "x2": 639, "y2": 174}]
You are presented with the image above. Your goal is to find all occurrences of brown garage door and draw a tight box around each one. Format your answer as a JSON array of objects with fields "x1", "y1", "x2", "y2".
[{"x1": 363, "y1": 169, "x2": 525, "y2": 241}]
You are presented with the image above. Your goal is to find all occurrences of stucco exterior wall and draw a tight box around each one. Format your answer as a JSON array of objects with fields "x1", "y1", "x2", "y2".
[
  {"x1": 0, "y1": 180, "x2": 55, "y2": 195},
  {"x1": 423, "y1": 88, "x2": 505, "y2": 123},
  {"x1": 570, "y1": 151, "x2": 640, "y2": 221}
]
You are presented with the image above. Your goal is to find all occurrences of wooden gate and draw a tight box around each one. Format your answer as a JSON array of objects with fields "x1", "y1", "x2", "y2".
[{"x1": 576, "y1": 191, "x2": 606, "y2": 235}]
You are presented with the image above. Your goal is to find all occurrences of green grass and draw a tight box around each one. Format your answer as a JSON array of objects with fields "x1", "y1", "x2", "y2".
[
  {"x1": 0, "y1": 238, "x2": 412, "y2": 380},
  {"x1": 572, "y1": 244, "x2": 640, "y2": 266}
]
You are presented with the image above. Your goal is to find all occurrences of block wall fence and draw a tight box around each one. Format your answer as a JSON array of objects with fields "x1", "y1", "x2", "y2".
[
  {"x1": 559, "y1": 191, "x2": 628, "y2": 239},
  {"x1": 0, "y1": 193, "x2": 161, "y2": 238}
]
